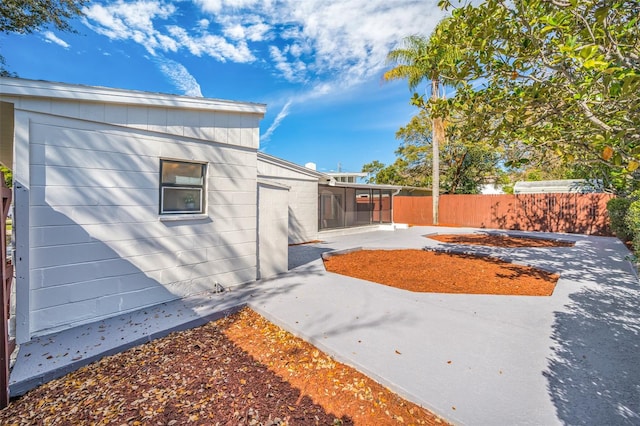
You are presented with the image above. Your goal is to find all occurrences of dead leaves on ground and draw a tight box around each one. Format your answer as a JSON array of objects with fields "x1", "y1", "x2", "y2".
[
  {"x1": 223, "y1": 310, "x2": 445, "y2": 425},
  {"x1": 0, "y1": 308, "x2": 447, "y2": 426}
]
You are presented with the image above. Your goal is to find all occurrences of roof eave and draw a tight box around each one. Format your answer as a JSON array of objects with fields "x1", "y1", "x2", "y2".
[{"x1": 0, "y1": 77, "x2": 266, "y2": 115}]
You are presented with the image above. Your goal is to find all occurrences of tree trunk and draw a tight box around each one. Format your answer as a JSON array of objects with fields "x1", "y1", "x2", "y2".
[{"x1": 431, "y1": 78, "x2": 442, "y2": 225}]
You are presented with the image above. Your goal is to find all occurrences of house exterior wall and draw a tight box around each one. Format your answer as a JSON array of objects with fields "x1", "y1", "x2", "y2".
[
  {"x1": 257, "y1": 155, "x2": 321, "y2": 244},
  {"x1": 1, "y1": 78, "x2": 266, "y2": 341}
]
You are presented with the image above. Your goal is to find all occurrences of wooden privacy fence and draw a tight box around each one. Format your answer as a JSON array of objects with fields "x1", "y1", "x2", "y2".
[{"x1": 394, "y1": 193, "x2": 614, "y2": 235}]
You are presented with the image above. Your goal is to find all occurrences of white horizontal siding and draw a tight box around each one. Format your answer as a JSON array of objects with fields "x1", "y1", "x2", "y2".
[
  {"x1": 285, "y1": 179, "x2": 319, "y2": 244},
  {"x1": 31, "y1": 165, "x2": 158, "y2": 189},
  {"x1": 31, "y1": 272, "x2": 160, "y2": 310},
  {"x1": 8, "y1": 93, "x2": 263, "y2": 150},
  {"x1": 210, "y1": 163, "x2": 257, "y2": 180},
  {"x1": 25, "y1": 115, "x2": 259, "y2": 336},
  {"x1": 30, "y1": 205, "x2": 157, "y2": 226},
  {"x1": 30, "y1": 258, "x2": 145, "y2": 289},
  {"x1": 30, "y1": 186, "x2": 158, "y2": 207},
  {"x1": 209, "y1": 190, "x2": 257, "y2": 207},
  {"x1": 257, "y1": 177, "x2": 317, "y2": 244},
  {"x1": 29, "y1": 123, "x2": 158, "y2": 162}
]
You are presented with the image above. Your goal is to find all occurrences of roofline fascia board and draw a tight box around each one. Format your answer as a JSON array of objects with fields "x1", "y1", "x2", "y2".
[
  {"x1": 0, "y1": 77, "x2": 266, "y2": 115},
  {"x1": 323, "y1": 182, "x2": 402, "y2": 190},
  {"x1": 257, "y1": 152, "x2": 327, "y2": 179},
  {"x1": 326, "y1": 172, "x2": 368, "y2": 177}
]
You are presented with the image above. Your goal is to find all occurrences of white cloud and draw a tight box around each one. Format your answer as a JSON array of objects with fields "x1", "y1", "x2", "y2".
[
  {"x1": 83, "y1": 0, "x2": 255, "y2": 62},
  {"x1": 261, "y1": 99, "x2": 291, "y2": 143},
  {"x1": 43, "y1": 31, "x2": 70, "y2": 48},
  {"x1": 285, "y1": 0, "x2": 444, "y2": 83},
  {"x1": 194, "y1": 0, "x2": 267, "y2": 13},
  {"x1": 166, "y1": 26, "x2": 255, "y2": 63},
  {"x1": 82, "y1": 0, "x2": 444, "y2": 138},
  {"x1": 83, "y1": 0, "x2": 443, "y2": 84},
  {"x1": 226, "y1": 0, "x2": 443, "y2": 139},
  {"x1": 269, "y1": 45, "x2": 306, "y2": 82},
  {"x1": 82, "y1": 0, "x2": 175, "y2": 54},
  {"x1": 191, "y1": 0, "x2": 444, "y2": 86},
  {"x1": 83, "y1": 0, "x2": 443, "y2": 85},
  {"x1": 156, "y1": 57, "x2": 203, "y2": 97}
]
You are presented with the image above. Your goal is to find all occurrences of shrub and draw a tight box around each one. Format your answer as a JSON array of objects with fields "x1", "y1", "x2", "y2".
[
  {"x1": 626, "y1": 192, "x2": 640, "y2": 254},
  {"x1": 607, "y1": 197, "x2": 632, "y2": 241}
]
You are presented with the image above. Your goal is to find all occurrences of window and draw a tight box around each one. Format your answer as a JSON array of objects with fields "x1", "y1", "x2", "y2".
[{"x1": 160, "y1": 160, "x2": 206, "y2": 214}]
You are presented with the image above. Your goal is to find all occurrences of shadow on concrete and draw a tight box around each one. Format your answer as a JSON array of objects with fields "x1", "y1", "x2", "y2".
[
  {"x1": 544, "y1": 282, "x2": 640, "y2": 425},
  {"x1": 542, "y1": 239, "x2": 640, "y2": 424},
  {"x1": 288, "y1": 244, "x2": 333, "y2": 270},
  {"x1": 421, "y1": 231, "x2": 640, "y2": 423}
]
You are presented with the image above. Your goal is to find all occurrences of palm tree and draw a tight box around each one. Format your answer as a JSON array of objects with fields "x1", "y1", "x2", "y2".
[{"x1": 384, "y1": 30, "x2": 455, "y2": 225}]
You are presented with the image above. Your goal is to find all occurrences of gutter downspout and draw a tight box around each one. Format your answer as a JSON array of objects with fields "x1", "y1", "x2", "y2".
[{"x1": 391, "y1": 187, "x2": 402, "y2": 225}]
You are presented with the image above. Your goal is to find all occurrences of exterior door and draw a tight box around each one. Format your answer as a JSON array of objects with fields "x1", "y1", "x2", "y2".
[{"x1": 258, "y1": 183, "x2": 289, "y2": 279}]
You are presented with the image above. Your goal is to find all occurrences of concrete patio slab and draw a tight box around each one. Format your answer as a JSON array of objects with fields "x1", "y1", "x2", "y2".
[
  {"x1": 9, "y1": 226, "x2": 640, "y2": 425},
  {"x1": 252, "y1": 227, "x2": 640, "y2": 425}
]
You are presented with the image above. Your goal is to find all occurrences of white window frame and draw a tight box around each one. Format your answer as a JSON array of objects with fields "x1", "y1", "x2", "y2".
[{"x1": 159, "y1": 159, "x2": 207, "y2": 215}]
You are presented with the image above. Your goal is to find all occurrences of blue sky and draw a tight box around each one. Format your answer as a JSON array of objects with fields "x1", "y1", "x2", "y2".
[{"x1": 1, "y1": 0, "x2": 446, "y2": 174}]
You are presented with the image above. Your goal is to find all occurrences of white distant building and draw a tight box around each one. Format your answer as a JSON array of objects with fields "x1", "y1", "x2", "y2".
[
  {"x1": 479, "y1": 183, "x2": 505, "y2": 195},
  {"x1": 326, "y1": 171, "x2": 367, "y2": 184},
  {"x1": 513, "y1": 179, "x2": 603, "y2": 194}
]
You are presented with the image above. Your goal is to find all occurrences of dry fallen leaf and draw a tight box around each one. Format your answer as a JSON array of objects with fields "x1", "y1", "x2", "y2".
[{"x1": 0, "y1": 308, "x2": 448, "y2": 426}]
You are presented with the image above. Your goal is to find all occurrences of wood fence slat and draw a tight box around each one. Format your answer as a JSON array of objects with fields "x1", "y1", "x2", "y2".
[{"x1": 394, "y1": 193, "x2": 613, "y2": 235}]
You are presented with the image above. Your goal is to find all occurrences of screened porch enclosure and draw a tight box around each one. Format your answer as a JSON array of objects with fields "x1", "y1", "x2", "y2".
[{"x1": 319, "y1": 185, "x2": 393, "y2": 230}]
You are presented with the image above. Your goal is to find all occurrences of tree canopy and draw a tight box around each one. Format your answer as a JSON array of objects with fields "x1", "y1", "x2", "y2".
[
  {"x1": 362, "y1": 109, "x2": 508, "y2": 193},
  {"x1": 0, "y1": 0, "x2": 87, "y2": 34},
  {"x1": 372, "y1": 0, "x2": 639, "y2": 194},
  {"x1": 433, "y1": 0, "x2": 640, "y2": 192},
  {"x1": 0, "y1": 0, "x2": 87, "y2": 76}
]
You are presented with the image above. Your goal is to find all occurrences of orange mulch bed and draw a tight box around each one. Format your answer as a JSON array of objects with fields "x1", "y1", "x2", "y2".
[
  {"x1": 428, "y1": 233, "x2": 574, "y2": 248},
  {"x1": 324, "y1": 249, "x2": 559, "y2": 296},
  {"x1": 0, "y1": 308, "x2": 448, "y2": 426}
]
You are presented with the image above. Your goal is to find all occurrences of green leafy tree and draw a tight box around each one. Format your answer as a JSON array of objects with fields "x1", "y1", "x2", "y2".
[
  {"x1": 383, "y1": 24, "x2": 462, "y2": 223},
  {"x1": 0, "y1": 166, "x2": 11, "y2": 188},
  {"x1": 433, "y1": 0, "x2": 640, "y2": 193},
  {"x1": 362, "y1": 159, "x2": 421, "y2": 186},
  {"x1": 0, "y1": 0, "x2": 87, "y2": 75},
  {"x1": 363, "y1": 110, "x2": 507, "y2": 193}
]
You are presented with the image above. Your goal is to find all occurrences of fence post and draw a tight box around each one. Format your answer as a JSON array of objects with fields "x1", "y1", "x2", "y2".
[{"x1": 0, "y1": 172, "x2": 13, "y2": 408}]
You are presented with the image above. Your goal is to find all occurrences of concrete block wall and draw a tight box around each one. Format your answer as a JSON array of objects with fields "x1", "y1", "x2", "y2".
[{"x1": 1, "y1": 78, "x2": 266, "y2": 341}]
